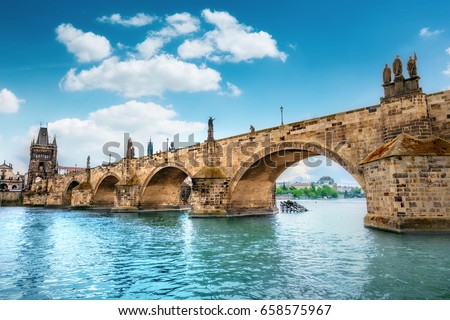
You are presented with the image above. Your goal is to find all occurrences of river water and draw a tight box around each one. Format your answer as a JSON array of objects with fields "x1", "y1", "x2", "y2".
[{"x1": 0, "y1": 199, "x2": 448, "y2": 300}]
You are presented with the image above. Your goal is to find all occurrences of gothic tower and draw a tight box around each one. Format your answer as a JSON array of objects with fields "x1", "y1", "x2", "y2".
[{"x1": 27, "y1": 126, "x2": 58, "y2": 189}]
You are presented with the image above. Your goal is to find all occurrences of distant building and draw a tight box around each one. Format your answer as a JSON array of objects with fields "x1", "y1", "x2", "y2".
[
  {"x1": 289, "y1": 182, "x2": 311, "y2": 189},
  {"x1": 147, "y1": 137, "x2": 154, "y2": 156},
  {"x1": 277, "y1": 176, "x2": 366, "y2": 195},
  {"x1": 0, "y1": 161, "x2": 24, "y2": 191},
  {"x1": 336, "y1": 185, "x2": 357, "y2": 193},
  {"x1": 27, "y1": 126, "x2": 58, "y2": 190},
  {"x1": 317, "y1": 176, "x2": 335, "y2": 186}
]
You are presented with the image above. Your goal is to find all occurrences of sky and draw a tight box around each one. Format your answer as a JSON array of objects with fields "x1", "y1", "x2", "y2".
[{"x1": 1, "y1": 0, "x2": 450, "y2": 186}]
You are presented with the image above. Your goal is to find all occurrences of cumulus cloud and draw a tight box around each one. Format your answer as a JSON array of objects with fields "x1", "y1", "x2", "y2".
[
  {"x1": 219, "y1": 82, "x2": 242, "y2": 97},
  {"x1": 0, "y1": 88, "x2": 25, "y2": 113},
  {"x1": 446, "y1": 48, "x2": 450, "y2": 55},
  {"x1": 136, "y1": 37, "x2": 165, "y2": 58},
  {"x1": 178, "y1": 39, "x2": 215, "y2": 59},
  {"x1": 156, "y1": 12, "x2": 200, "y2": 38},
  {"x1": 57, "y1": 10, "x2": 287, "y2": 98},
  {"x1": 97, "y1": 13, "x2": 156, "y2": 27},
  {"x1": 178, "y1": 9, "x2": 287, "y2": 63},
  {"x1": 28, "y1": 101, "x2": 206, "y2": 167},
  {"x1": 443, "y1": 64, "x2": 450, "y2": 76},
  {"x1": 419, "y1": 27, "x2": 444, "y2": 37},
  {"x1": 60, "y1": 55, "x2": 221, "y2": 97},
  {"x1": 278, "y1": 162, "x2": 312, "y2": 182},
  {"x1": 56, "y1": 23, "x2": 112, "y2": 63}
]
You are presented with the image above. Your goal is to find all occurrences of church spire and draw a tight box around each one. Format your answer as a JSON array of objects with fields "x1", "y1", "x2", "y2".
[{"x1": 147, "y1": 137, "x2": 153, "y2": 156}]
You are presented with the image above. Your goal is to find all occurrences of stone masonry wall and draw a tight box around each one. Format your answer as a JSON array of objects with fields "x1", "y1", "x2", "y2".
[
  {"x1": 190, "y1": 178, "x2": 230, "y2": 216},
  {"x1": 381, "y1": 93, "x2": 432, "y2": 142},
  {"x1": 427, "y1": 91, "x2": 450, "y2": 140},
  {"x1": 0, "y1": 191, "x2": 22, "y2": 205},
  {"x1": 363, "y1": 155, "x2": 450, "y2": 232}
]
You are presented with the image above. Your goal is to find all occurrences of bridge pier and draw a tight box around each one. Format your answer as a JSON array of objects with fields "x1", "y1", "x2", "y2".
[
  {"x1": 70, "y1": 182, "x2": 93, "y2": 209},
  {"x1": 189, "y1": 166, "x2": 231, "y2": 217},
  {"x1": 111, "y1": 183, "x2": 140, "y2": 212},
  {"x1": 362, "y1": 134, "x2": 450, "y2": 233}
]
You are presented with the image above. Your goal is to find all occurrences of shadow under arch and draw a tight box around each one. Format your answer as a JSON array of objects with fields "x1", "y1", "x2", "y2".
[
  {"x1": 229, "y1": 141, "x2": 364, "y2": 213},
  {"x1": 92, "y1": 173, "x2": 120, "y2": 208},
  {"x1": 140, "y1": 163, "x2": 191, "y2": 210},
  {"x1": 62, "y1": 179, "x2": 80, "y2": 206}
]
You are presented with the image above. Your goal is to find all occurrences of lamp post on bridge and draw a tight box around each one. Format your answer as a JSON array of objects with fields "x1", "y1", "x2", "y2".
[{"x1": 280, "y1": 106, "x2": 284, "y2": 125}]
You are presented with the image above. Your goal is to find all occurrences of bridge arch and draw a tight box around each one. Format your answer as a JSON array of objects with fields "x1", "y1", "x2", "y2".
[
  {"x1": 140, "y1": 164, "x2": 191, "y2": 209},
  {"x1": 92, "y1": 173, "x2": 120, "y2": 208},
  {"x1": 63, "y1": 179, "x2": 80, "y2": 206},
  {"x1": 229, "y1": 141, "x2": 364, "y2": 212}
]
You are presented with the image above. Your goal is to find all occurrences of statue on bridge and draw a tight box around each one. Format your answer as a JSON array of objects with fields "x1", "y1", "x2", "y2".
[
  {"x1": 392, "y1": 55, "x2": 403, "y2": 78},
  {"x1": 207, "y1": 117, "x2": 215, "y2": 141},
  {"x1": 86, "y1": 155, "x2": 90, "y2": 169},
  {"x1": 383, "y1": 64, "x2": 392, "y2": 84},
  {"x1": 407, "y1": 53, "x2": 418, "y2": 77},
  {"x1": 126, "y1": 138, "x2": 135, "y2": 159},
  {"x1": 250, "y1": 125, "x2": 255, "y2": 133}
]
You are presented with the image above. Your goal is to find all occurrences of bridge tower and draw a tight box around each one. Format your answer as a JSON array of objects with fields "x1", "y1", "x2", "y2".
[
  {"x1": 27, "y1": 126, "x2": 58, "y2": 191},
  {"x1": 362, "y1": 55, "x2": 450, "y2": 232}
]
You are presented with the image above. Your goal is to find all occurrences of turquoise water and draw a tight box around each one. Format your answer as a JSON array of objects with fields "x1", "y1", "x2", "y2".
[{"x1": 0, "y1": 200, "x2": 449, "y2": 300}]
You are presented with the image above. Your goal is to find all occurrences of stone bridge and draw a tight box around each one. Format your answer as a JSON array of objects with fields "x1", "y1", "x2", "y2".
[{"x1": 25, "y1": 70, "x2": 450, "y2": 233}]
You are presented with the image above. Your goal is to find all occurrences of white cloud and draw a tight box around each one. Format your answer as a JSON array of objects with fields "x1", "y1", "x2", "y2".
[
  {"x1": 446, "y1": 48, "x2": 450, "y2": 55},
  {"x1": 178, "y1": 39, "x2": 214, "y2": 59},
  {"x1": 277, "y1": 156, "x2": 361, "y2": 186},
  {"x1": 60, "y1": 55, "x2": 221, "y2": 97},
  {"x1": 443, "y1": 64, "x2": 450, "y2": 76},
  {"x1": 0, "y1": 88, "x2": 25, "y2": 113},
  {"x1": 419, "y1": 27, "x2": 444, "y2": 37},
  {"x1": 178, "y1": 9, "x2": 287, "y2": 63},
  {"x1": 136, "y1": 37, "x2": 165, "y2": 58},
  {"x1": 56, "y1": 23, "x2": 112, "y2": 63},
  {"x1": 27, "y1": 101, "x2": 206, "y2": 167},
  {"x1": 117, "y1": 42, "x2": 130, "y2": 50},
  {"x1": 97, "y1": 13, "x2": 156, "y2": 27},
  {"x1": 219, "y1": 82, "x2": 242, "y2": 97},
  {"x1": 157, "y1": 12, "x2": 200, "y2": 38},
  {"x1": 278, "y1": 162, "x2": 312, "y2": 182},
  {"x1": 288, "y1": 43, "x2": 297, "y2": 51}
]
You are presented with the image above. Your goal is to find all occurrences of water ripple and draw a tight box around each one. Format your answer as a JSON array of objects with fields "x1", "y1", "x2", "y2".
[{"x1": 0, "y1": 201, "x2": 449, "y2": 299}]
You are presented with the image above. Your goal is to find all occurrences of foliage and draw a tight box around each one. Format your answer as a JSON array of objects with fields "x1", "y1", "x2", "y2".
[
  {"x1": 343, "y1": 187, "x2": 363, "y2": 198},
  {"x1": 276, "y1": 184, "x2": 339, "y2": 199}
]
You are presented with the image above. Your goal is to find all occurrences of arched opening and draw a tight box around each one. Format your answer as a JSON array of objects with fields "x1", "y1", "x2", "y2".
[
  {"x1": 12, "y1": 185, "x2": 18, "y2": 190},
  {"x1": 38, "y1": 162, "x2": 46, "y2": 173},
  {"x1": 92, "y1": 175, "x2": 119, "y2": 208},
  {"x1": 140, "y1": 167, "x2": 189, "y2": 209},
  {"x1": 0, "y1": 183, "x2": 8, "y2": 191},
  {"x1": 63, "y1": 180, "x2": 80, "y2": 206},
  {"x1": 229, "y1": 144, "x2": 363, "y2": 214}
]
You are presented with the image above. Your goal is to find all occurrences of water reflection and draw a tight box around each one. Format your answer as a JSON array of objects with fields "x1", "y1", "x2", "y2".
[
  {"x1": 273, "y1": 200, "x2": 373, "y2": 299},
  {"x1": 0, "y1": 202, "x2": 449, "y2": 300},
  {"x1": 15, "y1": 209, "x2": 55, "y2": 299},
  {"x1": 363, "y1": 230, "x2": 450, "y2": 299},
  {"x1": 186, "y1": 216, "x2": 281, "y2": 299}
]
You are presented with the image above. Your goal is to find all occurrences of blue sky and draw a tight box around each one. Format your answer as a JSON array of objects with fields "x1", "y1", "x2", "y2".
[{"x1": 1, "y1": 0, "x2": 450, "y2": 185}]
